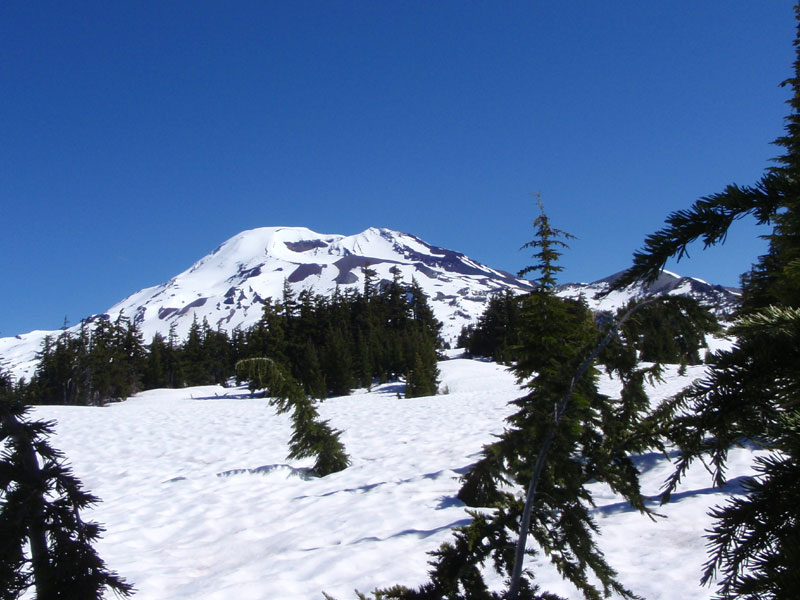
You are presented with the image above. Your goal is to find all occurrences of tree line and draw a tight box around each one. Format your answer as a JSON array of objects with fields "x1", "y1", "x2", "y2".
[{"x1": 12, "y1": 270, "x2": 442, "y2": 407}]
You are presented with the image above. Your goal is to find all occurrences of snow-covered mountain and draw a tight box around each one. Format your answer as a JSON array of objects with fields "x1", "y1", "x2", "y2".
[
  {"x1": 556, "y1": 269, "x2": 741, "y2": 316},
  {"x1": 0, "y1": 226, "x2": 741, "y2": 380}
]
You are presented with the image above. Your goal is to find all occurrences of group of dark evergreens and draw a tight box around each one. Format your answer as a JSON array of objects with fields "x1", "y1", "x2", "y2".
[
  {"x1": 457, "y1": 286, "x2": 719, "y2": 369},
  {"x1": 5, "y1": 7, "x2": 800, "y2": 600},
  {"x1": 12, "y1": 270, "x2": 442, "y2": 408}
]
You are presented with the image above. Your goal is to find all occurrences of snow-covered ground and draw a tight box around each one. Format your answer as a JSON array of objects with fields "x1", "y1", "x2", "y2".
[{"x1": 24, "y1": 357, "x2": 759, "y2": 600}]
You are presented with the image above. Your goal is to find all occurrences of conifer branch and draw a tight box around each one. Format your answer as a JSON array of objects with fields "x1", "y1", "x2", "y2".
[{"x1": 507, "y1": 299, "x2": 654, "y2": 600}]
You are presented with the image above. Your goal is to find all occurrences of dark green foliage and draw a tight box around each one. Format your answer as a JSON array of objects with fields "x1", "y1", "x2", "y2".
[
  {"x1": 178, "y1": 317, "x2": 236, "y2": 387},
  {"x1": 518, "y1": 195, "x2": 575, "y2": 291},
  {"x1": 242, "y1": 278, "x2": 442, "y2": 400},
  {"x1": 459, "y1": 290, "x2": 522, "y2": 364},
  {"x1": 235, "y1": 358, "x2": 350, "y2": 476},
  {"x1": 142, "y1": 332, "x2": 169, "y2": 389},
  {"x1": 610, "y1": 9, "x2": 800, "y2": 598},
  {"x1": 456, "y1": 293, "x2": 650, "y2": 600},
  {"x1": 28, "y1": 315, "x2": 146, "y2": 406},
  {"x1": 0, "y1": 389, "x2": 133, "y2": 599},
  {"x1": 464, "y1": 288, "x2": 716, "y2": 368},
  {"x1": 404, "y1": 350, "x2": 439, "y2": 398},
  {"x1": 644, "y1": 309, "x2": 800, "y2": 599},
  {"x1": 609, "y1": 296, "x2": 719, "y2": 365},
  {"x1": 654, "y1": 306, "x2": 800, "y2": 496},
  {"x1": 701, "y1": 413, "x2": 800, "y2": 600},
  {"x1": 180, "y1": 317, "x2": 211, "y2": 386}
]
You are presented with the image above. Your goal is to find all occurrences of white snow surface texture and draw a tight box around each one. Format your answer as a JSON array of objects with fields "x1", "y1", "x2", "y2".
[{"x1": 22, "y1": 357, "x2": 758, "y2": 600}]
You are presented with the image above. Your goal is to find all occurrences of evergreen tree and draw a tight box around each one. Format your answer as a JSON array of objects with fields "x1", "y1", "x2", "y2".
[
  {"x1": 517, "y1": 194, "x2": 575, "y2": 290},
  {"x1": 0, "y1": 394, "x2": 133, "y2": 599},
  {"x1": 87, "y1": 317, "x2": 116, "y2": 403},
  {"x1": 164, "y1": 322, "x2": 183, "y2": 388},
  {"x1": 143, "y1": 332, "x2": 168, "y2": 390},
  {"x1": 181, "y1": 316, "x2": 209, "y2": 386},
  {"x1": 112, "y1": 313, "x2": 145, "y2": 399},
  {"x1": 32, "y1": 331, "x2": 81, "y2": 405},
  {"x1": 235, "y1": 357, "x2": 349, "y2": 476},
  {"x1": 404, "y1": 351, "x2": 438, "y2": 398},
  {"x1": 403, "y1": 280, "x2": 441, "y2": 398},
  {"x1": 203, "y1": 323, "x2": 232, "y2": 385},
  {"x1": 299, "y1": 340, "x2": 327, "y2": 400},
  {"x1": 460, "y1": 289, "x2": 522, "y2": 363},
  {"x1": 255, "y1": 298, "x2": 290, "y2": 367},
  {"x1": 322, "y1": 324, "x2": 355, "y2": 397},
  {"x1": 608, "y1": 9, "x2": 800, "y2": 598},
  {"x1": 369, "y1": 204, "x2": 659, "y2": 600}
]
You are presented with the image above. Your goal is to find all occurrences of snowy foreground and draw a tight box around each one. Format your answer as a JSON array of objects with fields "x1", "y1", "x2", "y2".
[{"x1": 28, "y1": 357, "x2": 759, "y2": 600}]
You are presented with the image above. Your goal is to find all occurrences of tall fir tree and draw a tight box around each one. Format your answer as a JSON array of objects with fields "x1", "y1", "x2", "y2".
[{"x1": 364, "y1": 204, "x2": 660, "y2": 600}]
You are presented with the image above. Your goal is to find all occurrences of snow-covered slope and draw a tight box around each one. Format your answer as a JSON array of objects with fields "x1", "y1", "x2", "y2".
[
  {"x1": 0, "y1": 227, "x2": 740, "y2": 381},
  {"x1": 25, "y1": 357, "x2": 760, "y2": 600}
]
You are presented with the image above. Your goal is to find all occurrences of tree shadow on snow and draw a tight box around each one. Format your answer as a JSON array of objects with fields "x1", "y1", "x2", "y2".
[
  {"x1": 216, "y1": 463, "x2": 315, "y2": 480},
  {"x1": 348, "y1": 519, "x2": 473, "y2": 546},
  {"x1": 190, "y1": 390, "x2": 255, "y2": 401},
  {"x1": 595, "y1": 475, "x2": 752, "y2": 516}
]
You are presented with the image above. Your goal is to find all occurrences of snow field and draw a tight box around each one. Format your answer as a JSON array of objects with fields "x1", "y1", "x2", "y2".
[{"x1": 25, "y1": 359, "x2": 758, "y2": 599}]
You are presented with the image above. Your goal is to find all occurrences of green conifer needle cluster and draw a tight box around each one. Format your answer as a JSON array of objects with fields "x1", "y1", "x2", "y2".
[{"x1": 236, "y1": 357, "x2": 350, "y2": 477}]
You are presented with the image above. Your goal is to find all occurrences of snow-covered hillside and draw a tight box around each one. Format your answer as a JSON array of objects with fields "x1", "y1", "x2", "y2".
[
  {"x1": 25, "y1": 357, "x2": 759, "y2": 600},
  {"x1": 0, "y1": 226, "x2": 741, "y2": 381}
]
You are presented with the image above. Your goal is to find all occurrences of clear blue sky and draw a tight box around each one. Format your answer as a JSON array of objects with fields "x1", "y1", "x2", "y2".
[{"x1": 1, "y1": 2, "x2": 795, "y2": 337}]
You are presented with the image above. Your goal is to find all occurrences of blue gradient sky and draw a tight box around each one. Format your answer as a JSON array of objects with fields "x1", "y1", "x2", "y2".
[{"x1": 1, "y1": 2, "x2": 795, "y2": 337}]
